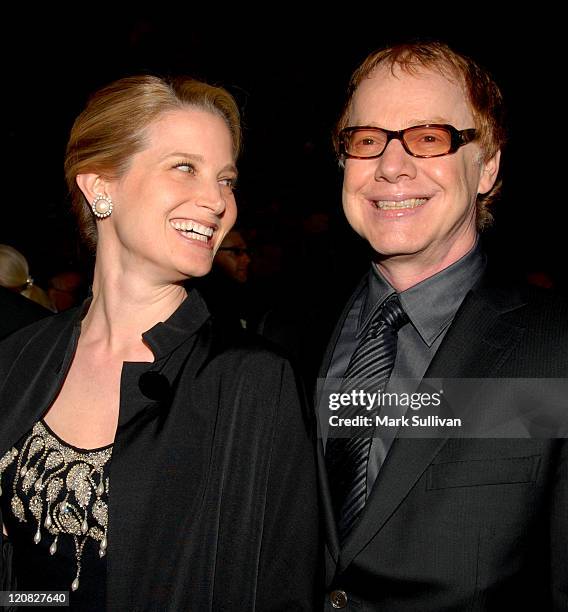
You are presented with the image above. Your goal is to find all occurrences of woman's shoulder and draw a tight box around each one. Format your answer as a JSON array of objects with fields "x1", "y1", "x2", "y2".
[
  {"x1": 0, "y1": 307, "x2": 78, "y2": 365},
  {"x1": 198, "y1": 331, "x2": 310, "y2": 428},
  {"x1": 193, "y1": 328, "x2": 304, "y2": 397},
  {"x1": 207, "y1": 329, "x2": 295, "y2": 372}
]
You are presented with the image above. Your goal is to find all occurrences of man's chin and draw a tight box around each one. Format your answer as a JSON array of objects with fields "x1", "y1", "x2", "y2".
[{"x1": 367, "y1": 239, "x2": 426, "y2": 262}]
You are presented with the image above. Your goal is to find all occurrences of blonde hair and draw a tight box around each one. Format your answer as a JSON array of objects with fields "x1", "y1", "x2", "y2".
[
  {"x1": 65, "y1": 75, "x2": 242, "y2": 251},
  {"x1": 333, "y1": 41, "x2": 506, "y2": 229},
  {"x1": 0, "y1": 244, "x2": 32, "y2": 291},
  {"x1": 0, "y1": 244, "x2": 54, "y2": 310}
]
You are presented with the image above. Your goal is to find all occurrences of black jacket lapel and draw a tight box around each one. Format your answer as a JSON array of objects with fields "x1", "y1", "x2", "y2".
[
  {"x1": 316, "y1": 277, "x2": 366, "y2": 574},
  {"x1": 0, "y1": 312, "x2": 79, "y2": 459}
]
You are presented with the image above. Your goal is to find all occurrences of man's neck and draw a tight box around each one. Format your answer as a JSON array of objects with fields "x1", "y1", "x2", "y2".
[{"x1": 373, "y1": 235, "x2": 479, "y2": 292}]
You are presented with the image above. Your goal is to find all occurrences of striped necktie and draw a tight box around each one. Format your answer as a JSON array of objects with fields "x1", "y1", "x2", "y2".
[{"x1": 326, "y1": 294, "x2": 409, "y2": 543}]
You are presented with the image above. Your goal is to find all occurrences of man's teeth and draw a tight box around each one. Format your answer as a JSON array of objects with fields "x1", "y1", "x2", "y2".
[
  {"x1": 374, "y1": 198, "x2": 427, "y2": 210},
  {"x1": 171, "y1": 220, "x2": 214, "y2": 241}
]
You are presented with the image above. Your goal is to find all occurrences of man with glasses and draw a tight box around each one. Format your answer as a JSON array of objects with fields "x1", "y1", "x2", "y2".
[
  {"x1": 215, "y1": 229, "x2": 253, "y2": 285},
  {"x1": 319, "y1": 41, "x2": 567, "y2": 610},
  {"x1": 197, "y1": 228, "x2": 257, "y2": 334}
]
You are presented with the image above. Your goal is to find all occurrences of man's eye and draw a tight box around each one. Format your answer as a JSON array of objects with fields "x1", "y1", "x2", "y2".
[{"x1": 353, "y1": 136, "x2": 377, "y2": 146}]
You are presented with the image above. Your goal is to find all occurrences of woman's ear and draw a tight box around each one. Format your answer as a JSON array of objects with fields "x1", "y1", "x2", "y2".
[{"x1": 76, "y1": 173, "x2": 110, "y2": 203}]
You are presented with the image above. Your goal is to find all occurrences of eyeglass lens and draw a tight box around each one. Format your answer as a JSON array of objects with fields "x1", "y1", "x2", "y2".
[
  {"x1": 220, "y1": 247, "x2": 251, "y2": 256},
  {"x1": 346, "y1": 126, "x2": 453, "y2": 157}
]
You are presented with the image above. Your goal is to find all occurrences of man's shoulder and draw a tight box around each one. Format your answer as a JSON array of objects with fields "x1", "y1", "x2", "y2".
[
  {"x1": 461, "y1": 283, "x2": 568, "y2": 374},
  {"x1": 473, "y1": 282, "x2": 568, "y2": 325},
  {"x1": 519, "y1": 283, "x2": 568, "y2": 309}
]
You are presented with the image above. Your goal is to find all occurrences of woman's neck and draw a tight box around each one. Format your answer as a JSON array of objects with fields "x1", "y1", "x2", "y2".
[{"x1": 79, "y1": 262, "x2": 187, "y2": 359}]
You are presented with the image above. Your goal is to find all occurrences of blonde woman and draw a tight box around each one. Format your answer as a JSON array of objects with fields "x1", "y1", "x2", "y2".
[{"x1": 0, "y1": 76, "x2": 319, "y2": 611}]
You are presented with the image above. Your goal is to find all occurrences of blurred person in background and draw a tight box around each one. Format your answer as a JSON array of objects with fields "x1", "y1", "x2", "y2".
[
  {"x1": 215, "y1": 228, "x2": 252, "y2": 284},
  {"x1": 197, "y1": 228, "x2": 264, "y2": 335},
  {"x1": 47, "y1": 270, "x2": 88, "y2": 312},
  {"x1": 0, "y1": 244, "x2": 55, "y2": 311},
  {"x1": 0, "y1": 284, "x2": 51, "y2": 341}
]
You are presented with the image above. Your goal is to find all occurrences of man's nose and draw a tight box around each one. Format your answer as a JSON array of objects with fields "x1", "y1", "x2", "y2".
[{"x1": 373, "y1": 138, "x2": 417, "y2": 183}]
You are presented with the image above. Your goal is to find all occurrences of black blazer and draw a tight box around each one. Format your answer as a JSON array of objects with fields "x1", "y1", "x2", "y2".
[
  {"x1": 318, "y1": 279, "x2": 568, "y2": 611},
  {"x1": 0, "y1": 290, "x2": 321, "y2": 611},
  {"x1": 0, "y1": 286, "x2": 51, "y2": 341}
]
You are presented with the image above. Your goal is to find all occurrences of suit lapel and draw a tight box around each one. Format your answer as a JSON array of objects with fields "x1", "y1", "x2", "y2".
[
  {"x1": 316, "y1": 277, "x2": 367, "y2": 572},
  {"x1": 424, "y1": 285, "x2": 526, "y2": 380},
  {"x1": 338, "y1": 284, "x2": 527, "y2": 572}
]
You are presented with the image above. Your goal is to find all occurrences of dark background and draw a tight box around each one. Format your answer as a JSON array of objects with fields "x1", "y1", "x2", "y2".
[{"x1": 1, "y1": 12, "x2": 564, "y2": 293}]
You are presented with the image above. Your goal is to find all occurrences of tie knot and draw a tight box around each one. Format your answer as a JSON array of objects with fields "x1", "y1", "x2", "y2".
[{"x1": 375, "y1": 294, "x2": 409, "y2": 332}]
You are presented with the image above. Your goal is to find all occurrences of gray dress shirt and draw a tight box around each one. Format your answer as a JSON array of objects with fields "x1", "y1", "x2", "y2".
[{"x1": 326, "y1": 242, "x2": 486, "y2": 495}]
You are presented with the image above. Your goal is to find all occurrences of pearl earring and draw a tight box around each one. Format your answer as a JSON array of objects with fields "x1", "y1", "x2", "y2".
[{"x1": 91, "y1": 194, "x2": 113, "y2": 219}]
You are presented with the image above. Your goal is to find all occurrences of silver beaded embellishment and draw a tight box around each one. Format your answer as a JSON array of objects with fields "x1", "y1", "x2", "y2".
[
  {"x1": 0, "y1": 447, "x2": 18, "y2": 496},
  {"x1": 2, "y1": 422, "x2": 112, "y2": 592}
]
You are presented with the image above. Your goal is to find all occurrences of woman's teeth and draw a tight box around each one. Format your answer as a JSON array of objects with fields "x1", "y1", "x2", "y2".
[{"x1": 171, "y1": 220, "x2": 214, "y2": 242}]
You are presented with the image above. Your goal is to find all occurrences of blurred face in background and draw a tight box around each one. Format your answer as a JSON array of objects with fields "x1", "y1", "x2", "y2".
[
  {"x1": 47, "y1": 271, "x2": 84, "y2": 312},
  {"x1": 214, "y1": 230, "x2": 251, "y2": 283}
]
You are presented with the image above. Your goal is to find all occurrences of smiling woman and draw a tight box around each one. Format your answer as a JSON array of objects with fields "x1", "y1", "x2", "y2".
[
  {"x1": 0, "y1": 76, "x2": 320, "y2": 610},
  {"x1": 79, "y1": 106, "x2": 238, "y2": 284}
]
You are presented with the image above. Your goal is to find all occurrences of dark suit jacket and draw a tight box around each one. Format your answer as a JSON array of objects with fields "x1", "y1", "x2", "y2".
[
  {"x1": 0, "y1": 290, "x2": 320, "y2": 611},
  {"x1": 318, "y1": 279, "x2": 568, "y2": 611},
  {"x1": 0, "y1": 286, "x2": 51, "y2": 341}
]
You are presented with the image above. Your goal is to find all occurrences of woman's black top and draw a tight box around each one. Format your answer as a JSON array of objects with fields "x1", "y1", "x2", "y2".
[
  {"x1": 0, "y1": 289, "x2": 320, "y2": 610},
  {"x1": 1, "y1": 419, "x2": 111, "y2": 611}
]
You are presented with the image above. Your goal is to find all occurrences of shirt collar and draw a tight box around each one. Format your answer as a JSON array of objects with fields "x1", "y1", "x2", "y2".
[
  {"x1": 360, "y1": 241, "x2": 486, "y2": 346},
  {"x1": 74, "y1": 287, "x2": 211, "y2": 361},
  {"x1": 141, "y1": 288, "x2": 211, "y2": 359}
]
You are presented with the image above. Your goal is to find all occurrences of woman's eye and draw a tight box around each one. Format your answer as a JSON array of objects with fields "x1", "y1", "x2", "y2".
[
  {"x1": 174, "y1": 162, "x2": 195, "y2": 173},
  {"x1": 219, "y1": 177, "x2": 237, "y2": 190}
]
